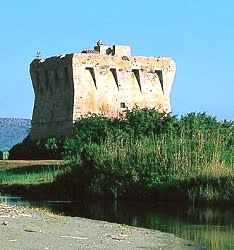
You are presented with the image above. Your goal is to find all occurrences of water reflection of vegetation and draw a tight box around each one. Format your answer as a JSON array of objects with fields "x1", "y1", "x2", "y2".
[
  {"x1": 139, "y1": 206, "x2": 234, "y2": 250},
  {"x1": 171, "y1": 225, "x2": 233, "y2": 250},
  {"x1": 126, "y1": 205, "x2": 234, "y2": 250}
]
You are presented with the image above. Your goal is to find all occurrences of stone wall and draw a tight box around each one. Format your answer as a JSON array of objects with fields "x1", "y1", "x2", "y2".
[
  {"x1": 30, "y1": 42, "x2": 176, "y2": 139},
  {"x1": 72, "y1": 54, "x2": 175, "y2": 119},
  {"x1": 30, "y1": 55, "x2": 74, "y2": 138}
]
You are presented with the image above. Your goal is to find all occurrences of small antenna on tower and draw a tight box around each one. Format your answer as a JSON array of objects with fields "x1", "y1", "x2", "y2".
[{"x1": 36, "y1": 51, "x2": 41, "y2": 59}]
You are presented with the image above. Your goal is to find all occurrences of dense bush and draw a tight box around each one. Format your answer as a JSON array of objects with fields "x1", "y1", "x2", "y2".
[
  {"x1": 9, "y1": 136, "x2": 64, "y2": 160},
  {"x1": 9, "y1": 108, "x2": 234, "y2": 162},
  {"x1": 124, "y1": 107, "x2": 177, "y2": 135},
  {"x1": 63, "y1": 108, "x2": 178, "y2": 159},
  {"x1": 178, "y1": 112, "x2": 234, "y2": 137}
]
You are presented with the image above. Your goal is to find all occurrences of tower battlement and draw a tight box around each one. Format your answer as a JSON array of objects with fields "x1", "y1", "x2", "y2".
[{"x1": 30, "y1": 41, "x2": 176, "y2": 139}]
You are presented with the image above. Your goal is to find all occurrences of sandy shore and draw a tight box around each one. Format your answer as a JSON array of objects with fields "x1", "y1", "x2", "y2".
[{"x1": 0, "y1": 204, "x2": 206, "y2": 250}]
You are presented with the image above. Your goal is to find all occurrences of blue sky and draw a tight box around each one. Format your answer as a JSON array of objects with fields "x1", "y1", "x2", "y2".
[{"x1": 1, "y1": 0, "x2": 234, "y2": 120}]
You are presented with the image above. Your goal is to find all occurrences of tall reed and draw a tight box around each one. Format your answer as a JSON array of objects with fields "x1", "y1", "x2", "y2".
[{"x1": 78, "y1": 132, "x2": 234, "y2": 202}]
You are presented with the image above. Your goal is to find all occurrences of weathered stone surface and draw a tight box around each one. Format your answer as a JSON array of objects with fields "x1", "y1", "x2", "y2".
[{"x1": 30, "y1": 41, "x2": 176, "y2": 139}]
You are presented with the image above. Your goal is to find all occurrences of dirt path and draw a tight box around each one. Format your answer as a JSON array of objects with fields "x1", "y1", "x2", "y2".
[{"x1": 0, "y1": 204, "x2": 206, "y2": 250}]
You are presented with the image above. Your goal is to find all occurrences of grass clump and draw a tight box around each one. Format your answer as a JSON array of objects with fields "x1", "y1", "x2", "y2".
[{"x1": 0, "y1": 166, "x2": 63, "y2": 185}]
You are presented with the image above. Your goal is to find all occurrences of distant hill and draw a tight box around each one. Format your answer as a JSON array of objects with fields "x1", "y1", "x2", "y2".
[{"x1": 0, "y1": 118, "x2": 31, "y2": 151}]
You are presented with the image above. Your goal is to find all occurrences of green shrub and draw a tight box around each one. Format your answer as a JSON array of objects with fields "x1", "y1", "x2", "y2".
[
  {"x1": 9, "y1": 136, "x2": 63, "y2": 160},
  {"x1": 124, "y1": 107, "x2": 177, "y2": 136},
  {"x1": 62, "y1": 108, "x2": 177, "y2": 159}
]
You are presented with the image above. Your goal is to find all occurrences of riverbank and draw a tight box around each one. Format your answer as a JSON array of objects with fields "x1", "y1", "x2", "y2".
[{"x1": 0, "y1": 203, "x2": 205, "y2": 250}]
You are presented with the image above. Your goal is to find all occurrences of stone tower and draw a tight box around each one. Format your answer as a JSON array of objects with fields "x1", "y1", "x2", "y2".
[{"x1": 30, "y1": 41, "x2": 176, "y2": 139}]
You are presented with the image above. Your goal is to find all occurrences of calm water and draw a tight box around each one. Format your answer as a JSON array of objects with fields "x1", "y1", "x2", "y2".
[{"x1": 1, "y1": 196, "x2": 234, "y2": 250}]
